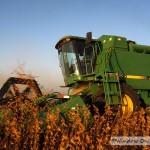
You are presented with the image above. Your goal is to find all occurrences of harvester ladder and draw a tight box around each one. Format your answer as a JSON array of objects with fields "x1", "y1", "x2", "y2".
[
  {"x1": 102, "y1": 53, "x2": 122, "y2": 105},
  {"x1": 103, "y1": 71, "x2": 123, "y2": 105}
]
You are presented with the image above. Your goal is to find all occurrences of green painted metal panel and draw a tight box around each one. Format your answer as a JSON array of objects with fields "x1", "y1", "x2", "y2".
[
  {"x1": 55, "y1": 95, "x2": 87, "y2": 110},
  {"x1": 99, "y1": 35, "x2": 128, "y2": 50},
  {"x1": 110, "y1": 50, "x2": 150, "y2": 76},
  {"x1": 138, "y1": 90, "x2": 150, "y2": 106},
  {"x1": 126, "y1": 79, "x2": 150, "y2": 90}
]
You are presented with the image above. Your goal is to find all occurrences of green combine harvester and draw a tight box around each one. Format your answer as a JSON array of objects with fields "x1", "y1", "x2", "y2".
[
  {"x1": 1, "y1": 32, "x2": 150, "y2": 118},
  {"x1": 54, "y1": 32, "x2": 150, "y2": 117}
]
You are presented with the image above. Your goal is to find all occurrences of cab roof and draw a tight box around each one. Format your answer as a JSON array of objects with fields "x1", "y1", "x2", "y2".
[{"x1": 55, "y1": 35, "x2": 98, "y2": 49}]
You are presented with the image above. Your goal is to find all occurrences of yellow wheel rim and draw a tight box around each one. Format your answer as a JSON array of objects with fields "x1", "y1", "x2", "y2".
[{"x1": 122, "y1": 94, "x2": 134, "y2": 117}]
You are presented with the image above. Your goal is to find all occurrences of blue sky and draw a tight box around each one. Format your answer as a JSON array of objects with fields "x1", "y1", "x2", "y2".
[{"x1": 0, "y1": 0, "x2": 150, "y2": 93}]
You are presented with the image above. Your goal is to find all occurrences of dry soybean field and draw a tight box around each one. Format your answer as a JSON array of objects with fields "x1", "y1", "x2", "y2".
[{"x1": 0, "y1": 96, "x2": 150, "y2": 150}]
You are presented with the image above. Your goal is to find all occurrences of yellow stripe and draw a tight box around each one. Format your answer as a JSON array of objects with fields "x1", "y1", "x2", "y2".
[{"x1": 126, "y1": 75, "x2": 147, "y2": 79}]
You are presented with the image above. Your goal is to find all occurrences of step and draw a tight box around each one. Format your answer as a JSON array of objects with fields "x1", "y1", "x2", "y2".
[
  {"x1": 105, "y1": 91, "x2": 121, "y2": 96},
  {"x1": 102, "y1": 79, "x2": 119, "y2": 83}
]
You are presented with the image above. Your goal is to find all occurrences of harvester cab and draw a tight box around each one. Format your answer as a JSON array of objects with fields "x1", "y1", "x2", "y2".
[{"x1": 55, "y1": 33, "x2": 98, "y2": 86}]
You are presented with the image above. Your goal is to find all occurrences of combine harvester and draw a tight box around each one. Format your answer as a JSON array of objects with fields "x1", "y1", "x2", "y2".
[{"x1": 1, "y1": 32, "x2": 150, "y2": 118}]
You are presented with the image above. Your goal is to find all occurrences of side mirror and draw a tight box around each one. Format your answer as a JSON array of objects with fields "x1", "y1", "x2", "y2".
[{"x1": 86, "y1": 32, "x2": 92, "y2": 44}]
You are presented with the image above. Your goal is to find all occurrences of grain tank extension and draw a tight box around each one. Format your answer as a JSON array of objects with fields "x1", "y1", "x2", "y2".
[{"x1": 55, "y1": 33, "x2": 150, "y2": 116}]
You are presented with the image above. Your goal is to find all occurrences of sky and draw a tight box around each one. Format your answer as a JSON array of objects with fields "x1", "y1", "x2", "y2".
[{"x1": 0, "y1": 0, "x2": 150, "y2": 94}]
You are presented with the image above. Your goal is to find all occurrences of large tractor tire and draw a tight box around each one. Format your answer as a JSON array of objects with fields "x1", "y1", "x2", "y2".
[
  {"x1": 91, "y1": 83, "x2": 141, "y2": 117},
  {"x1": 120, "y1": 83, "x2": 141, "y2": 117}
]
